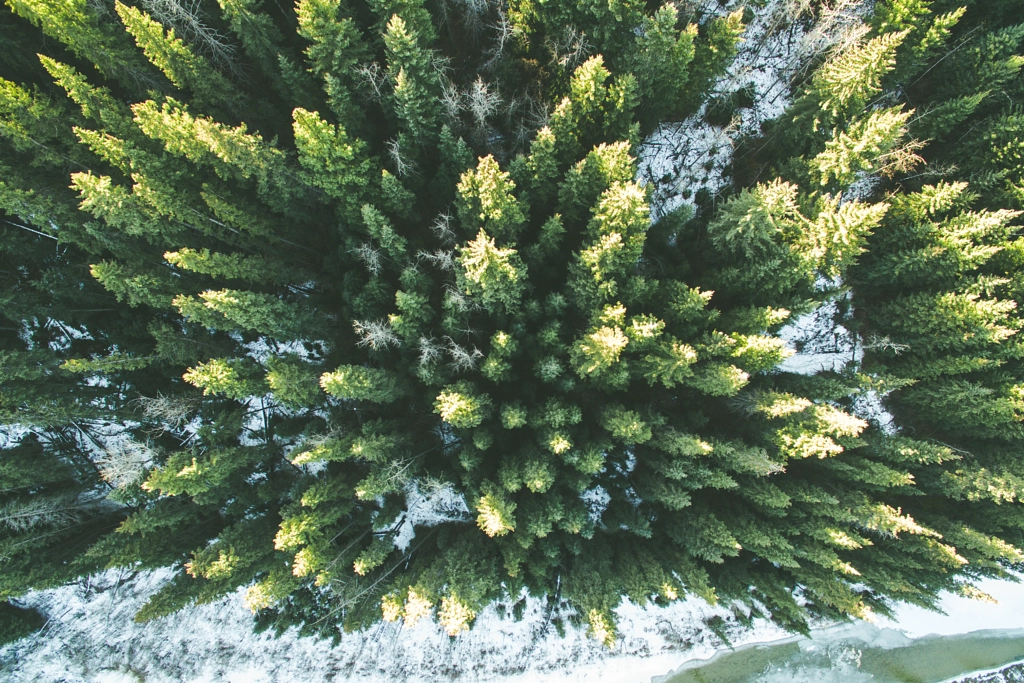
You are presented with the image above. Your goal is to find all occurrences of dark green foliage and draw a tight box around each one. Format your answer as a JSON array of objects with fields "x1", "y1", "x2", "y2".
[
  {"x1": 0, "y1": 0, "x2": 1021, "y2": 651},
  {"x1": 0, "y1": 601, "x2": 44, "y2": 645}
]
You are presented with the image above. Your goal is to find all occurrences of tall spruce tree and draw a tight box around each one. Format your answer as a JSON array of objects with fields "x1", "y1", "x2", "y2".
[
  {"x1": 730, "y1": 0, "x2": 1024, "y2": 614},
  {"x1": 840, "y1": 0, "x2": 1024, "y2": 608}
]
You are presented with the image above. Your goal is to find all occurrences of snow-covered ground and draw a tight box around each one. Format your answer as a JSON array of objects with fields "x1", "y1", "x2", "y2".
[
  {"x1": 3, "y1": 569, "x2": 1023, "y2": 682},
  {"x1": 776, "y1": 299, "x2": 860, "y2": 376},
  {"x1": 639, "y1": 0, "x2": 871, "y2": 219},
  {"x1": 0, "y1": 568, "x2": 791, "y2": 683},
  {"x1": 876, "y1": 577, "x2": 1024, "y2": 640}
]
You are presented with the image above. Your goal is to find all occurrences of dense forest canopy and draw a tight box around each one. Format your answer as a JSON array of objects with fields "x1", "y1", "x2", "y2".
[{"x1": 1, "y1": 0, "x2": 1023, "y2": 646}]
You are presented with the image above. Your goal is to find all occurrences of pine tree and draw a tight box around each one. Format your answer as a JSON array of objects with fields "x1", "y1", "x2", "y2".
[
  {"x1": 115, "y1": 2, "x2": 246, "y2": 117},
  {"x1": 628, "y1": 4, "x2": 697, "y2": 131},
  {"x1": 842, "y1": 0, "x2": 1024, "y2": 610},
  {"x1": 1, "y1": 0, "x2": 1022, "y2": 652},
  {"x1": 5, "y1": 0, "x2": 154, "y2": 89},
  {"x1": 383, "y1": 12, "x2": 442, "y2": 150}
]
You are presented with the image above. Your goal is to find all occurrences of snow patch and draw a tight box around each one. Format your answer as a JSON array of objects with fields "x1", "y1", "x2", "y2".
[
  {"x1": 581, "y1": 485, "x2": 611, "y2": 524},
  {"x1": 393, "y1": 480, "x2": 472, "y2": 552},
  {"x1": 776, "y1": 300, "x2": 860, "y2": 376},
  {"x1": 244, "y1": 337, "x2": 327, "y2": 364},
  {"x1": 775, "y1": 296, "x2": 900, "y2": 431},
  {"x1": 851, "y1": 389, "x2": 897, "y2": 435},
  {"x1": 0, "y1": 424, "x2": 31, "y2": 448}
]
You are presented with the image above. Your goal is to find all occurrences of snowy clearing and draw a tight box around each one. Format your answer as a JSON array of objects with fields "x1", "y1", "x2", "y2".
[
  {"x1": 5, "y1": 570, "x2": 1024, "y2": 682},
  {"x1": 1, "y1": 568, "x2": 790, "y2": 683}
]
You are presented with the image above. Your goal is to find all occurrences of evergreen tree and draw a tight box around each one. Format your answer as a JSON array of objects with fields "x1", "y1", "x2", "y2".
[{"x1": 0, "y1": 0, "x2": 1021, "y2": 651}]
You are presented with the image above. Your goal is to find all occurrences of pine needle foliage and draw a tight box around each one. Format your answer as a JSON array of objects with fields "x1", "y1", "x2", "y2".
[{"x1": 0, "y1": 0, "x2": 1022, "y2": 650}]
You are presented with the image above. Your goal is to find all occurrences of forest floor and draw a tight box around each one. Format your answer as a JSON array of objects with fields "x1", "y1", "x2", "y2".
[{"x1": 1, "y1": 568, "x2": 791, "y2": 682}]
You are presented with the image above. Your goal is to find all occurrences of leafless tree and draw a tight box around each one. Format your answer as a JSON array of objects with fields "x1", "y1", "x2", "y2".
[
  {"x1": 417, "y1": 248, "x2": 456, "y2": 271},
  {"x1": 356, "y1": 62, "x2": 388, "y2": 102},
  {"x1": 458, "y1": 0, "x2": 492, "y2": 41},
  {"x1": 443, "y1": 285, "x2": 479, "y2": 314},
  {"x1": 547, "y1": 25, "x2": 591, "y2": 70},
  {"x1": 131, "y1": 393, "x2": 201, "y2": 431},
  {"x1": 353, "y1": 319, "x2": 401, "y2": 350},
  {"x1": 352, "y1": 243, "x2": 383, "y2": 275},
  {"x1": 367, "y1": 458, "x2": 417, "y2": 496},
  {"x1": 445, "y1": 337, "x2": 483, "y2": 372},
  {"x1": 385, "y1": 138, "x2": 417, "y2": 177},
  {"x1": 294, "y1": 427, "x2": 346, "y2": 456},
  {"x1": 503, "y1": 89, "x2": 548, "y2": 151},
  {"x1": 418, "y1": 336, "x2": 443, "y2": 367},
  {"x1": 791, "y1": 0, "x2": 871, "y2": 85},
  {"x1": 0, "y1": 492, "x2": 86, "y2": 533},
  {"x1": 440, "y1": 81, "x2": 464, "y2": 125},
  {"x1": 481, "y1": 6, "x2": 515, "y2": 71},
  {"x1": 96, "y1": 437, "x2": 156, "y2": 489},
  {"x1": 431, "y1": 212, "x2": 457, "y2": 245},
  {"x1": 466, "y1": 77, "x2": 502, "y2": 133},
  {"x1": 876, "y1": 139, "x2": 927, "y2": 179},
  {"x1": 415, "y1": 474, "x2": 453, "y2": 497},
  {"x1": 432, "y1": 53, "x2": 454, "y2": 82}
]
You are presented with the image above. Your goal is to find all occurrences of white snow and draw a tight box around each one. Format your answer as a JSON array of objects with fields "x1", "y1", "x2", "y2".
[
  {"x1": 6, "y1": 569, "x2": 1023, "y2": 682},
  {"x1": 393, "y1": 480, "x2": 472, "y2": 551},
  {"x1": 244, "y1": 337, "x2": 328, "y2": 365},
  {"x1": 776, "y1": 299, "x2": 861, "y2": 376},
  {"x1": 851, "y1": 389, "x2": 897, "y2": 434},
  {"x1": 581, "y1": 485, "x2": 611, "y2": 524},
  {"x1": 639, "y1": 0, "x2": 871, "y2": 220},
  {"x1": 774, "y1": 294, "x2": 900, "y2": 431},
  {"x1": 1, "y1": 568, "x2": 790, "y2": 683},
  {"x1": 0, "y1": 424, "x2": 31, "y2": 448},
  {"x1": 877, "y1": 576, "x2": 1024, "y2": 639}
]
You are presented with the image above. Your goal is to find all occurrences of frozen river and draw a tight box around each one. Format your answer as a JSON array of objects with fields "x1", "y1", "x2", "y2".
[
  {"x1": 658, "y1": 577, "x2": 1024, "y2": 683},
  {"x1": 660, "y1": 626, "x2": 1024, "y2": 683}
]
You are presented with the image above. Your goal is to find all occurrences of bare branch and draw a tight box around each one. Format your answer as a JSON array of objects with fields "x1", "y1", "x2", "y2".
[
  {"x1": 130, "y1": 393, "x2": 200, "y2": 431},
  {"x1": 141, "y1": 0, "x2": 242, "y2": 77},
  {"x1": 466, "y1": 77, "x2": 502, "y2": 131},
  {"x1": 443, "y1": 284, "x2": 479, "y2": 314},
  {"x1": 96, "y1": 437, "x2": 156, "y2": 488},
  {"x1": 356, "y1": 62, "x2": 388, "y2": 102},
  {"x1": 385, "y1": 138, "x2": 417, "y2": 177},
  {"x1": 352, "y1": 243, "x2": 383, "y2": 275},
  {"x1": 418, "y1": 336, "x2": 443, "y2": 367},
  {"x1": 431, "y1": 212, "x2": 457, "y2": 245},
  {"x1": 863, "y1": 335, "x2": 910, "y2": 355},
  {"x1": 481, "y1": 6, "x2": 515, "y2": 70},
  {"x1": 353, "y1": 319, "x2": 401, "y2": 350},
  {"x1": 445, "y1": 336, "x2": 483, "y2": 372},
  {"x1": 440, "y1": 81, "x2": 464, "y2": 124},
  {"x1": 417, "y1": 248, "x2": 456, "y2": 271},
  {"x1": 546, "y1": 25, "x2": 591, "y2": 70},
  {"x1": 0, "y1": 492, "x2": 87, "y2": 533}
]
